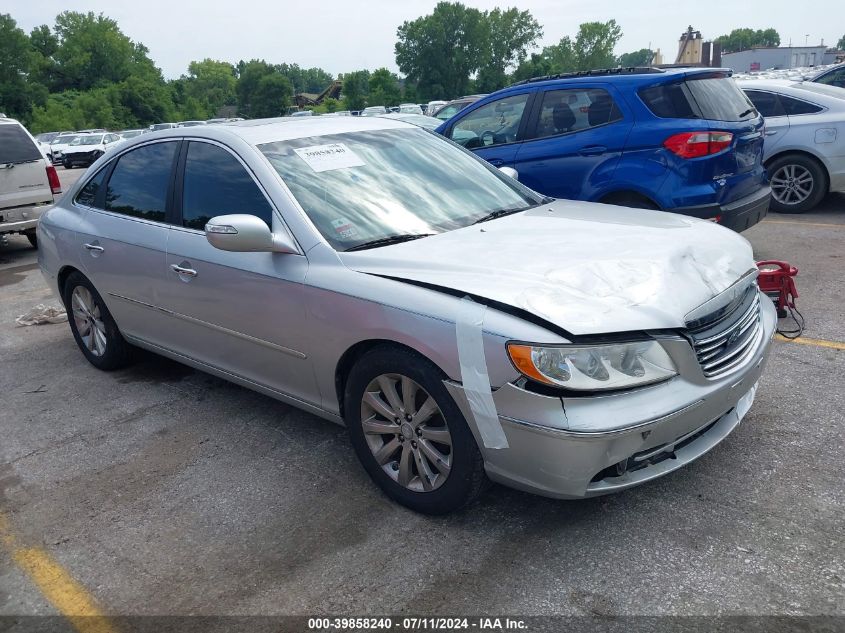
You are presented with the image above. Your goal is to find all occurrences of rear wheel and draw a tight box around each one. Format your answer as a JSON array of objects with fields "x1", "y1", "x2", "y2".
[
  {"x1": 344, "y1": 346, "x2": 487, "y2": 514},
  {"x1": 768, "y1": 154, "x2": 827, "y2": 214},
  {"x1": 25, "y1": 231, "x2": 37, "y2": 248},
  {"x1": 62, "y1": 272, "x2": 133, "y2": 370}
]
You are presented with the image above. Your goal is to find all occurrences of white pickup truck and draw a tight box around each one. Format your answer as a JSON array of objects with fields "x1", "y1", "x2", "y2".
[{"x1": 0, "y1": 117, "x2": 62, "y2": 248}]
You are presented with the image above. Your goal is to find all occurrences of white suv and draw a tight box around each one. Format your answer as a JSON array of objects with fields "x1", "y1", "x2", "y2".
[{"x1": 0, "y1": 117, "x2": 61, "y2": 248}]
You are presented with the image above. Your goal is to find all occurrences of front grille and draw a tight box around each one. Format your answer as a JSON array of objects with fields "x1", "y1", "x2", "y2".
[{"x1": 690, "y1": 290, "x2": 762, "y2": 378}]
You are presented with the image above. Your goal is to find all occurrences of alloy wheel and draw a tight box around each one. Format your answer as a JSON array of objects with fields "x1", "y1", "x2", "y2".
[
  {"x1": 360, "y1": 373, "x2": 452, "y2": 492},
  {"x1": 771, "y1": 164, "x2": 814, "y2": 206},
  {"x1": 71, "y1": 286, "x2": 107, "y2": 357}
]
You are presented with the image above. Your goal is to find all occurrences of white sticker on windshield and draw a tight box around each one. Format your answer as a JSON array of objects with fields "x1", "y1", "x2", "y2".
[{"x1": 294, "y1": 143, "x2": 365, "y2": 172}]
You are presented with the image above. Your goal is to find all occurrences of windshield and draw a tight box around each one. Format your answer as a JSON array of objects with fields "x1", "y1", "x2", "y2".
[
  {"x1": 259, "y1": 128, "x2": 539, "y2": 251},
  {"x1": 70, "y1": 135, "x2": 104, "y2": 146},
  {"x1": 685, "y1": 77, "x2": 757, "y2": 121},
  {"x1": 52, "y1": 135, "x2": 78, "y2": 145}
]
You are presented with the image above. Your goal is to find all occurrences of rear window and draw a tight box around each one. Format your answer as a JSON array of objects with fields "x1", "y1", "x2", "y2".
[
  {"x1": 0, "y1": 123, "x2": 42, "y2": 164},
  {"x1": 686, "y1": 78, "x2": 756, "y2": 121},
  {"x1": 640, "y1": 77, "x2": 755, "y2": 122}
]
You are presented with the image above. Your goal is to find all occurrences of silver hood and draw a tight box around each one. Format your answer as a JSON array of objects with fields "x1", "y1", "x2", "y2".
[{"x1": 340, "y1": 200, "x2": 756, "y2": 336}]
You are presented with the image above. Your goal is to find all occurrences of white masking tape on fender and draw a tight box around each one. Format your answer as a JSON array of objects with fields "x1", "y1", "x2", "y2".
[{"x1": 455, "y1": 297, "x2": 509, "y2": 449}]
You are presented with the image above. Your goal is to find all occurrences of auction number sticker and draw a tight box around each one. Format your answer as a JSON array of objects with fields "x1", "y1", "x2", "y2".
[{"x1": 294, "y1": 143, "x2": 365, "y2": 172}]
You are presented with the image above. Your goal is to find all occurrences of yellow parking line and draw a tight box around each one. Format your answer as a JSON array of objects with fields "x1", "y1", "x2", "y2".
[
  {"x1": 763, "y1": 220, "x2": 845, "y2": 229},
  {"x1": 775, "y1": 334, "x2": 845, "y2": 351},
  {"x1": 0, "y1": 512, "x2": 117, "y2": 633}
]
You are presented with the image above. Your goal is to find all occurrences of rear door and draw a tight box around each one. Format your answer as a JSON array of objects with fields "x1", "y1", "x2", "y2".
[
  {"x1": 441, "y1": 91, "x2": 535, "y2": 169},
  {"x1": 743, "y1": 89, "x2": 789, "y2": 157},
  {"x1": 74, "y1": 140, "x2": 180, "y2": 348},
  {"x1": 0, "y1": 122, "x2": 52, "y2": 210},
  {"x1": 513, "y1": 84, "x2": 632, "y2": 200}
]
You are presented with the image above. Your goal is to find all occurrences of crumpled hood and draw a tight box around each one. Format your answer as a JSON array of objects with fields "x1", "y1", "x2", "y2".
[{"x1": 340, "y1": 200, "x2": 756, "y2": 336}]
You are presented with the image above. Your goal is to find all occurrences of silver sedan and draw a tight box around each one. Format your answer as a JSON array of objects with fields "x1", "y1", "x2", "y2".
[
  {"x1": 38, "y1": 117, "x2": 776, "y2": 514},
  {"x1": 739, "y1": 79, "x2": 845, "y2": 213}
]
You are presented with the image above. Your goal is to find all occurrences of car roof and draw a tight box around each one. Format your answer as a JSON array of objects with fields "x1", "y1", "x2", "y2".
[
  {"x1": 508, "y1": 66, "x2": 727, "y2": 90},
  {"x1": 124, "y1": 116, "x2": 415, "y2": 147}
]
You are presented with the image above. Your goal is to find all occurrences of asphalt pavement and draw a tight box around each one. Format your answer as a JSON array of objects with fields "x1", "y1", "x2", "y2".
[{"x1": 0, "y1": 170, "x2": 843, "y2": 627}]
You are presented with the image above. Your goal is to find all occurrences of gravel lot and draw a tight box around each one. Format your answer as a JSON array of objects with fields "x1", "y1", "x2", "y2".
[{"x1": 1, "y1": 168, "x2": 843, "y2": 626}]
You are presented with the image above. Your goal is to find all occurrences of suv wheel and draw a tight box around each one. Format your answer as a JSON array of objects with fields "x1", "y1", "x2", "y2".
[
  {"x1": 62, "y1": 272, "x2": 133, "y2": 370},
  {"x1": 768, "y1": 154, "x2": 828, "y2": 214},
  {"x1": 25, "y1": 231, "x2": 37, "y2": 248},
  {"x1": 344, "y1": 345, "x2": 488, "y2": 514}
]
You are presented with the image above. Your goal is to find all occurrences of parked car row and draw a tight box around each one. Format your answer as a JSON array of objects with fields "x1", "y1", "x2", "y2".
[{"x1": 37, "y1": 116, "x2": 777, "y2": 514}]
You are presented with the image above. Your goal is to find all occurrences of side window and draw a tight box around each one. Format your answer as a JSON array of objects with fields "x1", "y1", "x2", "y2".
[
  {"x1": 529, "y1": 88, "x2": 622, "y2": 139},
  {"x1": 816, "y1": 68, "x2": 845, "y2": 88},
  {"x1": 780, "y1": 96, "x2": 823, "y2": 115},
  {"x1": 449, "y1": 93, "x2": 530, "y2": 149},
  {"x1": 744, "y1": 91, "x2": 786, "y2": 117},
  {"x1": 181, "y1": 142, "x2": 274, "y2": 230},
  {"x1": 104, "y1": 142, "x2": 177, "y2": 222},
  {"x1": 76, "y1": 167, "x2": 109, "y2": 208}
]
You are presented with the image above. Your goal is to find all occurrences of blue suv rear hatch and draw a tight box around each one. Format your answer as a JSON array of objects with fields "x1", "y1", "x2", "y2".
[{"x1": 637, "y1": 70, "x2": 769, "y2": 230}]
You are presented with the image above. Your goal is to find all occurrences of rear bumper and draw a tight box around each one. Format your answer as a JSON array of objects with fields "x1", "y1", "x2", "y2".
[
  {"x1": 671, "y1": 186, "x2": 770, "y2": 232},
  {"x1": 0, "y1": 205, "x2": 45, "y2": 234}
]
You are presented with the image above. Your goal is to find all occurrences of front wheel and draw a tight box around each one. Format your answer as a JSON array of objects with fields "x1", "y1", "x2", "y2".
[
  {"x1": 62, "y1": 272, "x2": 133, "y2": 370},
  {"x1": 768, "y1": 154, "x2": 828, "y2": 213},
  {"x1": 344, "y1": 346, "x2": 487, "y2": 514},
  {"x1": 62, "y1": 159, "x2": 72, "y2": 169}
]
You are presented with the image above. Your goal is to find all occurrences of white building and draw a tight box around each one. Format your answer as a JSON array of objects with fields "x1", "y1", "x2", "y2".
[{"x1": 721, "y1": 46, "x2": 837, "y2": 72}]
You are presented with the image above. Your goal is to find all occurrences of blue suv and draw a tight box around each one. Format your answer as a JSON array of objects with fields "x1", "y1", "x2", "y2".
[{"x1": 435, "y1": 67, "x2": 771, "y2": 232}]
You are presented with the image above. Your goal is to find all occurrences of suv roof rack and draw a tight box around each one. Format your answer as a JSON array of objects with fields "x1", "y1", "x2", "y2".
[{"x1": 510, "y1": 66, "x2": 665, "y2": 86}]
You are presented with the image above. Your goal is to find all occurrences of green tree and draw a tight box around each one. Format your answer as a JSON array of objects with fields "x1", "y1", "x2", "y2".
[
  {"x1": 837, "y1": 35, "x2": 845, "y2": 50},
  {"x1": 184, "y1": 59, "x2": 237, "y2": 117},
  {"x1": 715, "y1": 28, "x2": 780, "y2": 53},
  {"x1": 340, "y1": 70, "x2": 370, "y2": 111},
  {"x1": 511, "y1": 52, "x2": 554, "y2": 83},
  {"x1": 0, "y1": 14, "x2": 36, "y2": 119},
  {"x1": 250, "y1": 74, "x2": 293, "y2": 118},
  {"x1": 52, "y1": 11, "x2": 139, "y2": 90},
  {"x1": 368, "y1": 68, "x2": 402, "y2": 107},
  {"x1": 475, "y1": 8, "x2": 542, "y2": 93},
  {"x1": 617, "y1": 48, "x2": 654, "y2": 67},
  {"x1": 395, "y1": 1, "x2": 487, "y2": 99}
]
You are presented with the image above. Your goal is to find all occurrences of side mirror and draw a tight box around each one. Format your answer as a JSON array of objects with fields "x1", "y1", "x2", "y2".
[
  {"x1": 205, "y1": 214, "x2": 298, "y2": 254},
  {"x1": 498, "y1": 166, "x2": 519, "y2": 181}
]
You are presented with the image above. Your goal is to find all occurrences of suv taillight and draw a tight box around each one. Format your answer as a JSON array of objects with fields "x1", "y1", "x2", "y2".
[
  {"x1": 663, "y1": 131, "x2": 733, "y2": 159},
  {"x1": 46, "y1": 165, "x2": 62, "y2": 195}
]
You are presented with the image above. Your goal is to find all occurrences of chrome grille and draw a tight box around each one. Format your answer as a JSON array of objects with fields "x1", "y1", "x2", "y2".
[{"x1": 691, "y1": 292, "x2": 762, "y2": 378}]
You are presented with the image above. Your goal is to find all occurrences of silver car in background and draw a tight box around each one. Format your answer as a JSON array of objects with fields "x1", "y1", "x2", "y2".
[
  {"x1": 739, "y1": 80, "x2": 845, "y2": 213},
  {"x1": 37, "y1": 117, "x2": 775, "y2": 514}
]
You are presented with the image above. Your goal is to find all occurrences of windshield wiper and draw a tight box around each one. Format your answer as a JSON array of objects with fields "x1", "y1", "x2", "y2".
[
  {"x1": 472, "y1": 206, "x2": 531, "y2": 225},
  {"x1": 738, "y1": 108, "x2": 755, "y2": 119},
  {"x1": 345, "y1": 233, "x2": 434, "y2": 251}
]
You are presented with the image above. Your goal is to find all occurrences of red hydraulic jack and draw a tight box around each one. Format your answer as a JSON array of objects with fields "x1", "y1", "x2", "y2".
[{"x1": 756, "y1": 260, "x2": 803, "y2": 338}]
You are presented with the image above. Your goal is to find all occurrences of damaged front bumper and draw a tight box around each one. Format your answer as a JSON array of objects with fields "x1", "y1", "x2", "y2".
[{"x1": 445, "y1": 291, "x2": 777, "y2": 499}]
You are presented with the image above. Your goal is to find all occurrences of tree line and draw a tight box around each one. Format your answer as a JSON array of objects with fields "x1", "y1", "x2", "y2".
[{"x1": 0, "y1": 6, "x2": 806, "y2": 134}]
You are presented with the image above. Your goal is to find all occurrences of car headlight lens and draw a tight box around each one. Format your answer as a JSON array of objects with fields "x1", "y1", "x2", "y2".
[{"x1": 507, "y1": 341, "x2": 677, "y2": 391}]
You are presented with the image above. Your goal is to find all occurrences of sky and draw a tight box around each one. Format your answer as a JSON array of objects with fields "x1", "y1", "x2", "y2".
[{"x1": 6, "y1": 0, "x2": 843, "y2": 79}]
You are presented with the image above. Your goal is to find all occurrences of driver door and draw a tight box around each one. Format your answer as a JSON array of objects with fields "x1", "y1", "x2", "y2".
[{"x1": 444, "y1": 91, "x2": 535, "y2": 169}]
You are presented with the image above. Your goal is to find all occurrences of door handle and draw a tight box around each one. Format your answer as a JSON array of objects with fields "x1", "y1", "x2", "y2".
[
  {"x1": 83, "y1": 243, "x2": 104, "y2": 253},
  {"x1": 170, "y1": 264, "x2": 197, "y2": 278},
  {"x1": 765, "y1": 130, "x2": 779, "y2": 136},
  {"x1": 487, "y1": 158, "x2": 504, "y2": 166},
  {"x1": 578, "y1": 145, "x2": 607, "y2": 156}
]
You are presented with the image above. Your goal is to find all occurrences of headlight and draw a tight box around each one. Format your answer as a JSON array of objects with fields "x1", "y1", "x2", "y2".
[{"x1": 507, "y1": 341, "x2": 677, "y2": 391}]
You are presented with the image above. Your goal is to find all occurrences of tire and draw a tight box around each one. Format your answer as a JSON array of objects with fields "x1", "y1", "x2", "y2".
[
  {"x1": 601, "y1": 192, "x2": 660, "y2": 210},
  {"x1": 767, "y1": 154, "x2": 828, "y2": 214},
  {"x1": 344, "y1": 345, "x2": 488, "y2": 514},
  {"x1": 25, "y1": 232, "x2": 37, "y2": 248},
  {"x1": 63, "y1": 159, "x2": 72, "y2": 169},
  {"x1": 62, "y1": 272, "x2": 133, "y2": 371}
]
